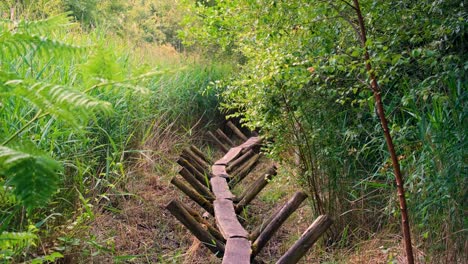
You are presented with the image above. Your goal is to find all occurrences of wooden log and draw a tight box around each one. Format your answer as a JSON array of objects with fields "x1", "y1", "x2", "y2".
[
  {"x1": 226, "y1": 149, "x2": 254, "y2": 173},
  {"x1": 235, "y1": 166, "x2": 277, "y2": 214},
  {"x1": 190, "y1": 145, "x2": 211, "y2": 164},
  {"x1": 251, "y1": 191, "x2": 308, "y2": 256},
  {"x1": 229, "y1": 154, "x2": 260, "y2": 188},
  {"x1": 207, "y1": 131, "x2": 230, "y2": 153},
  {"x1": 177, "y1": 157, "x2": 209, "y2": 187},
  {"x1": 276, "y1": 215, "x2": 333, "y2": 264},
  {"x1": 181, "y1": 201, "x2": 226, "y2": 243},
  {"x1": 222, "y1": 237, "x2": 251, "y2": 264},
  {"x1": 179, "y1": 168, "x2": 215, "y2": 201},
  {"x1": 171, "y1": 177, "x2": 214, "y2": 215},
  {"x1": 213, "y1": 199, "x2": 249, "y2": 239},
  {"x1": 183, "y1": 148, "x2": 209, "y2": 170},
  {"x1": 216, "y1": 128, "x2": 235, "y2": 147},
  {"x1": 215, "y1": 147, "x2": 243, "y2": 166},
  {"x1": 211, "y1": 176, "x2": 234, "y2": 200},
  {"x1": 181, "y1": 152, "x2": 208, "y2": 176},
  {"x1": 227, "y1": 121, "x2": 248, "y2": 141},
  {"x1": 166, "y1": 200, "x2": 224, "y2": 256}
]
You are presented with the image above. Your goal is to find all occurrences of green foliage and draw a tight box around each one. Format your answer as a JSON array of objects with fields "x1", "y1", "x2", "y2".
[
  {"x1": 181, "y1": 0, "x2": 467, "y2": 259},
  {"x1": 0, "y1": 146, "x2": 61, "y2": 209}
]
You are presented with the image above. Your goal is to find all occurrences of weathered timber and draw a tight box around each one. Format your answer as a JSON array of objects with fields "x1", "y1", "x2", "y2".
[
  {"x1": 227, "y1": 121, "x2": 248, "y2": 141},
  {"x1": 171, "y1": 177, "x2": 214, "y2": 215},
  {"x1": 235, "y1": 166, "x2": 277, "y2": 213},
  {"x1": 190, "y1": 145, "x2": 211, "y2": 164},
  {"x1": 215, "y1": 147, "x2": 243, "y2": 166},
  {"x1": 183, "y1": 148, "x2": 209, "y2": 170},
  {"x1": 177, "y1": 157, "x2": 209, "y2": 187},
  {"x1": 216, "y1": 128, "x2": 235, "y2": 147},
  {"x1": 166, "y1": 200, "x2": 224, "y2": 256},
  {"x1": 179, "y1": 168, "x2": 215, "y2": 201},
  {"x1": 239, "y1": 137, "x2": 262, "y2": 153},
  {"x1": 212, "y1": 164, "x2": 229, "y2": 178},
  {"x1": 222, "y1": 237, "x2": 251, "y2": 264},
  {"x1": 180, "y1": 152, "x2": 208, "y2": 176},
  {"x1": 251, "y1": 191, "x2": 308, "y2": 256},
  {"x1": 214, "y1": 199, "x2": 249, "y2": 239},
  {"x1": 207, "y1": 131, "x2": 230, "y2": 152},
  {"x1": 211, "y1": 176, "x2": 234, "y2": 200},
  {"x1": 226, "y1": 149, "x2": 254, "y2": 173},
  {"x1": 276, "y1": 215, "x2": 333, "y2": 264},
  {"x1": 249, "y1": 202, "x2": 286, "y2": 242},
  {"x1": 182, "y1": 201, "x2": 226, "y2": 243},
  {"x1": 229, "y1": 153, "x2": 261, "y2": 188}
]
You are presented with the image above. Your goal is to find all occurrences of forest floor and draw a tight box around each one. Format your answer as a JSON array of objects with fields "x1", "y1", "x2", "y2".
[{"x1": 82, "y1": 124, "x2": 413, "y2": 264}]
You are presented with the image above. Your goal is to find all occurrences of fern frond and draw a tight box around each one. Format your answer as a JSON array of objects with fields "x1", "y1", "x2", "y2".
[
  {"x1": 0, "y1": 146, "x2": 61, "y2": 209},
  {"x1": 0, "y1": 73, "x2": 112, "y2": 126},
  {"x1": 0, "y1": 13, "x2": 74, "y2": 35},
  {"x1": 0, "y1": 231, "x2": 37, "y2": 260},
  {"x1": 0, "y1": 31, "x2": 85, "y2": 60}
]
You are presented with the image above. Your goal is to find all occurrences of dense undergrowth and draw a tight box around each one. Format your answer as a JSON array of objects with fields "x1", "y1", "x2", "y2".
[
  {"x1": 0, "y1": 0, "x2": 466, "y2": 263},
  {"x1": 181, "y1": 0, "x2": 467, "y2": 262},
  {"x1": 0, "y1": 2, "x2": 228, "y2": 262}
]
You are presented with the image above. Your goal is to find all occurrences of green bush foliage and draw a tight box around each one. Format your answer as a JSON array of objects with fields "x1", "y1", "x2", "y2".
[{"x1": 181, "y1": 0, "x2": 467, "y2": 260}]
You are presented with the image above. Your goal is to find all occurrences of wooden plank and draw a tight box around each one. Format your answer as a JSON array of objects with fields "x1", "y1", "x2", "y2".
[
  {"x1": 276, "y1": 215, "x2": 332, "y2": 264},
  {"x1": 214, "y1": 199, "x2": 248, "y2": 239},
  {"x1": 215, "y1": 147, "x2": 243, "y2": 165},
  {"x1": 210, "y1": 176, "x2": 234, "y2": 200},
  {"x1": 227, "y1": 121, "x2": 248, "y2": 141},
  {"x1": 240, "y1": 136, "x2": 262, "y2": 151},
  {"x1": 212, "y1": 164, "x2": 229, "y2": 178},
  {"x1": 222, "y1": 237, "x2": 251, "y2": 264}
]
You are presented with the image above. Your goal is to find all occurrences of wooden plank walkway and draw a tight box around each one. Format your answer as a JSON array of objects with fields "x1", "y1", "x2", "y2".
[
  {"x1": 166, "y1": 121, "x2": 332, "y2": 263},
  {"x1": 210, "y1": 136, "x2": 262, "y2": 263}
]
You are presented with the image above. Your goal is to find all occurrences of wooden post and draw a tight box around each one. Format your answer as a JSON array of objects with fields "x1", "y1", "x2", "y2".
[
  {"x1": 207, "y1": 131, "x2": 230, "y2": 152},
  {"x1": 227, "y1": 121, "x2": 248, "y2": 141},
  {"x1": 171, "y1": 177, "x2": 214, "y2": 215},
  {"x1": 183, "y1": 148, "x2": 209, "y2": 170},
  {"x1": 181, "y1": 152, "x2": 209, "y2": 176},
  {"x1": 216, "y1": 128, "x2": 235, "y2": 146},
  {"x1": 166, "y1": 200, "x2": 224, "y2": 256},
  {"x1": 251, "y1": 191, "x2": 308, "y2": 256},
  {"x1": 190, "y1": 145, "x2": 211, "y2": 164},
  {"x1": 235, "y1": 166, "x2": 277, "y2": 213},
  {"x1": 181, "y1": 201, "x2": 226, "y2": 243},
  {"x1": 179, "y1": 168, "x2": 215, "y2": 201},
  {"x1": 276, "y1": 215, "x2": 332, "y2": 264},
  {"x1": 177, "y1": 157, "x2": 209, "y2": 187},
  {"x1": 229, "y1": 154, "x2": 260, "y2": 188},
  {"x1": 226, "y1": 149, "x2": 254, "y2": 172}
]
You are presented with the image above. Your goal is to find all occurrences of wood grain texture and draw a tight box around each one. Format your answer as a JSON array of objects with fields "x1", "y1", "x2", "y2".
[
  {"x1": 212, "y1": 164, "x2": 229, "y2": 178},
  {"x1": 211, "y1": 176, "x2": 234, "y2": 200},
  {"x1": 222, "y1": 238, "x2": 251, "y2": 264},
  {"x1": 215, "y1": 147, "x2": 243, "y2": 165},
  {"x1": 214, "y1": 199, "x2": 248, "y2": 239}
]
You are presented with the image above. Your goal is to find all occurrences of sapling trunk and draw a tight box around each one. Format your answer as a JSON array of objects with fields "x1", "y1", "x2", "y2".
[{"x1": 351, "y1": 0, "x2": 414, "y2": 263}]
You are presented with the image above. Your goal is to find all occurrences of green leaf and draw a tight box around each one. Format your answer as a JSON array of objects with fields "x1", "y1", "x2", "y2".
[{"x1": 0, "y1": 146, "x2": 62, "y2": 209}]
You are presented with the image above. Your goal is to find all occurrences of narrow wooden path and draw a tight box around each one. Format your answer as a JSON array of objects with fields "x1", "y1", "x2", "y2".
[{"x1": 166, "y1": 121, "x2": 332, "y2": 263}]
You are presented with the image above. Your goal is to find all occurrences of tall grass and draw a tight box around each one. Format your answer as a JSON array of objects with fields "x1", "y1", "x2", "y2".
[{"x1": 0, "y1": 13, "x2": 230, "y2": 262}]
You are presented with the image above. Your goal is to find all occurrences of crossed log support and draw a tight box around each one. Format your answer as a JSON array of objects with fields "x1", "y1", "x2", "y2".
[{"x1": 166, "y1": 121, "x2": 332, "y2": 263}]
